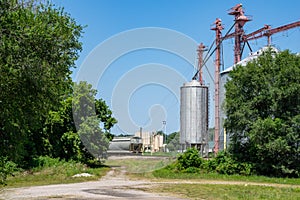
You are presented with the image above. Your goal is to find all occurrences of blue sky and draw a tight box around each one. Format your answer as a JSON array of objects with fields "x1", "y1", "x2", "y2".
[{"x1": 52, "y1": 0, "x2": 300, "y2": 135}]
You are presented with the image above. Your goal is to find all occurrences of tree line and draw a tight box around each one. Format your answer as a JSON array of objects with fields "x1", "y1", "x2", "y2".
[
  {"x1": 224, "y1": 49, "x2": 300, "y2": 177},
  {"x1": 1, "y1": 0, "x2": 299, "y2": 179},
  {"x1": 0, "y1": 0, "x2": 116, "y2": 169}
]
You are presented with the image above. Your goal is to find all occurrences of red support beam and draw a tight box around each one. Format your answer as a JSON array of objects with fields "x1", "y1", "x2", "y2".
[
  {"x1": 197, "y1": 43, "x2": 207, "y2": 85},
  {"x1": 228, "y1": 3, "x2": 251, "y2": 64},
  {"x1": 245, "y1": 21, "x2": 300, "y2": 45},
  {"x1": 211, "y1": 18, "x2": 223, "y2": 154}
]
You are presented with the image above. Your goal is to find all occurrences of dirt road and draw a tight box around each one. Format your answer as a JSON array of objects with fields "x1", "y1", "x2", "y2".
[
  {"x1": 2, "y1": 156, "x2": 299, "y2": 200},
  {"x1": 1, "y1": 165, "x2": 184, "y2": 200}
]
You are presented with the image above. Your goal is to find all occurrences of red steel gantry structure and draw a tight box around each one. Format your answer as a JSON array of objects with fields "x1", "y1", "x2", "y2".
[
  {"x1": 197, "y1": 43, "x2": 207, "y2": 85},
  {"x1": 244, "y1": 20, "x2": 300, "y2": 46},
  {"x1": 211, "y1": 18, "x2": 223, "y2": 154},
  {"x1": 223, "y1": 4, "x2": 300, "y2": 64},
  {"x1": 211, "y1": 3, "x2": 300, "y2": 153},
  {"x1": 227, "y1": 3, "x2": 251, "y2": 64}
]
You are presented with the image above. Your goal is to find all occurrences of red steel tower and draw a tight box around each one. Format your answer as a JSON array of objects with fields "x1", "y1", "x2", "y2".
[
  {"x1": 228, "y1": 4, "x2": 251, "y2": 64},
  {"x1": 197, "y1": 43, "x2": 207, "y2": 85},
  {"x1": 211, "y1": 18, "x2": 223, "y2": 154}
]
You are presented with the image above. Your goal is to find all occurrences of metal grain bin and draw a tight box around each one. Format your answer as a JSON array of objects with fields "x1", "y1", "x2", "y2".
[{"x1": 180, "y1": 80, "x2": 209, "y2": 154}]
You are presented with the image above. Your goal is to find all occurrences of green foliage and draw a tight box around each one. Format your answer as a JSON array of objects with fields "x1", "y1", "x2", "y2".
[
  {"x1": 32, "y1": 156, "x2": 62, "y2": 169},
  {"x1": 176, "y1": 148, "x2": 203, "y2": 172},
  {"x1": 61, "y1": 131, "x2": 83, "y2": 160},
  {"x1": 44, "y1": 81, "x2": 117, "y2": 162},
  {"x1": 165, "y1": 150, "x2": 253, "y2": 176},
  {"x1": 166, "y1": 132, "x2": 180, "y2": 152},
  {"x1": 166, "y1": 131, "x2": 177, "y2": 144},
  {"x1": 0, "y1": 156, "x2": 18, "y2": 185},
  {"x1": 224, "y1": 49, "x2": 300, "y2": 177},
  {"x1": 152, "y1": 165, "x2": 300, "y2": 185},
  {"x1": 78, "y1": 116, "x2": 109, "y2": 159},
  {"x1": 32, "y1": 156, "x2": 106, "y2": 177},
  {"x1": 147, "y1": 183, "x2": 300, "y2": 200},
  {"x1": 95, "y1": 99, "x2": 117, "y2": 131},
  {"x1": 105, "y1": 132, "x2": 114, "y2": 142},
  {"x1": 73, "y1": 81, "x2": 116, "y2": 159},
  {"x1": 0, "y1": 0, "x2": 83, "y2": 166},
  {"x1": 0, "y1": 1, "x2": 117, "y2": 169},
  {"x1": 156, "y1": 130, "x2": 164, "y2": 136},
  {"x1": 44, "y1": 96, "x2": 82, "y2": 160},
  {"x1": 203, "y1": 152, "x2": 253, "y2": 176},
  {"x1": 6, "y1": 156, "x2": 109, "y2": 187}
]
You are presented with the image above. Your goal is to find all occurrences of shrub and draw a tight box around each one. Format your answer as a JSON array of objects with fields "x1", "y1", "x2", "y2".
[
  {"x1": 184, "y1": 167, "x2": 200, "y2": 173},
  {"x1": 33, "y1": 156, "x2": 62, "y2": 169},
  {"x1": 0, "y1": 157, "x2": 18, "y2": 185},
  {"x1": 238, "y1": 162, "x2": 253, "y2": 176},
  {"x1": 203, "y1": 151, "x2": 253, "y2": 175},
  {"x1": 176, "y1": 148, "x2": 203, "y2": 172},
  {"x1": 156, "y1": 150, "x2": 254, "y2": 176},
  {"x1": 214, "y1": 151, "x2": 237, "y2": 175}
]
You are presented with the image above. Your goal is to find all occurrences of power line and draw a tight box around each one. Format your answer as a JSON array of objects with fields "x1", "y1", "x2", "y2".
[{"x1": 192, "y1": 21, "x2": 236, "y2": 80}]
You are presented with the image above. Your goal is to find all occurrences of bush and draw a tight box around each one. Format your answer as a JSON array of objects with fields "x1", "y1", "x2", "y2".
[
  {"x1": 203, "y1": 151, "x2": 253, "y2": 175},
  {"x1": 176, "y1": 148, "x2": 203, "y2": 172},
  {"x1": 0, "y1": 157, "x2": 18, "y2": 185},
  {"x1": 156, "y1": 150, "x2": 254, "y2": 176},
  {"x1": 31, "y1": 156, "x2": 95, "y2": 177},
  {"x1": 238, "y1": 162, "x2": 253, "y2": 176},
  {"x1": 33, "y1": 156, "x2": 62, "y2": 169},
  {"x1": 184, "y1": 167, "x2": 200, "y2": 173},
  {"x1": 214, "y1": 151, "x2": 238, "y2": 175}
]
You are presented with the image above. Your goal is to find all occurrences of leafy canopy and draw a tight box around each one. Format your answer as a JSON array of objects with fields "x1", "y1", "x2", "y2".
[
  {"x1": 44, "y1": 81, "x2": 117, "y2": 161},
  {"x1": 0, "y1": 0, "x2": 82, "y2": 165},
  {"x1": 224, "y1": 49, "x2": 300, "y2": 177}
]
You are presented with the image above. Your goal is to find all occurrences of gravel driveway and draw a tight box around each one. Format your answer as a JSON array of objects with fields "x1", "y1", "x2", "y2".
[
  {"x1": 1, "y1": 165, "x2": 185, "y2": 200},
  {"x1": 3, "y1": 155, "x2": 297, "y2": 200}
]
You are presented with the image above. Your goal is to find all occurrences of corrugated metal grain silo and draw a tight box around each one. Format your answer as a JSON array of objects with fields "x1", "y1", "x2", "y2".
[{"x1": 180, "y1": 80, "x2": 209, "y2": 155}]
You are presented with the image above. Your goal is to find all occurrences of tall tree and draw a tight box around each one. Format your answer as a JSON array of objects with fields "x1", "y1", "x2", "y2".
[
  {"x1": 166, "y1": 132, "x2": 180, "y2": 152},
  {"x1": 72, "y1": 81, "x2": 117, "y2": 159},
  {"x1": 0, "y1": 0, "x2": 83, "y2": 165},
  {"x1": 44, "y1": 96, "x2": 81, "y2": 160},
  {"x1": 224, "y1": 49, "x2": 300, "y2": 177},
  {"x1": 44, "y1": 81, "x2": 117, "y2": 161}
]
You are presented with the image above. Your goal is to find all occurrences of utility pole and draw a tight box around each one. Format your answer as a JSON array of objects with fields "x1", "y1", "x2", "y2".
[{"x1": 163, "y1": 120, "x2": 167, "y2": 152}]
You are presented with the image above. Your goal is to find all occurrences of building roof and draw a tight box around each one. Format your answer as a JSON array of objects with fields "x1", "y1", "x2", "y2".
[{"x1": 221, "y1": 46, "x2": 279, "y2": 75}]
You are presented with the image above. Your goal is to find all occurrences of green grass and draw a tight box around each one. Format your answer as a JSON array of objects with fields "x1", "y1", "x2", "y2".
[
  {"x1": 105, "y1": 157, "x2": 300, "y2": 185},
  {"x1": 150, "y1": 167, "x2": 300, "y2": 185},
  {"x1": 143, "y1": 183, "x2": 300, "y2": 200},
  {"x1": 142, "y1": 151, "x2": 179, "y2": 157},
  {"x1": 3, "y1": 159, "x2": 109, "y2": 188},
  {"x1": 3, "y1": 155, "x2": 300, "y2": 197},
  {"x1": 105, "y1": 157, "x2": 175, "y2": 173}
]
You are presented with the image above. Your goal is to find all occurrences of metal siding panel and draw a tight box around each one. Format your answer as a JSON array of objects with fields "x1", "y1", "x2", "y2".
[{"x1": 180, "y1": 81, "x2": 208, "y2": 148}]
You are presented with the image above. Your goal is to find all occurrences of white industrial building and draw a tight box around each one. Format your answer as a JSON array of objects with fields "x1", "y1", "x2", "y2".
[{"x1": 134, "y1": 131, "x2": 164, "y2": 152}]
